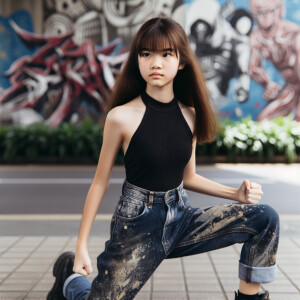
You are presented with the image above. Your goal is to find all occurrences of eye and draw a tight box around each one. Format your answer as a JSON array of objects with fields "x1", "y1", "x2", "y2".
[
  {"x1": 163, "y1": 52, "x2": 172, "y2": 57},
  {"x1": 141, "y1": 52, "x2": 150, "y2": 57}
]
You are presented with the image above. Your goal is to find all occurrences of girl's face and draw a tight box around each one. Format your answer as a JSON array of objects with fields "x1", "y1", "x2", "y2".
[{"x1": 138, "y1": 48, "x2": 184, "y2": 89}]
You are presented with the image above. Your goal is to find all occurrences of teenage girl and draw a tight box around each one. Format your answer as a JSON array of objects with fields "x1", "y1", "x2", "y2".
[{"x1": 47, "y1": 17, "x2": 279, "y2": 300}]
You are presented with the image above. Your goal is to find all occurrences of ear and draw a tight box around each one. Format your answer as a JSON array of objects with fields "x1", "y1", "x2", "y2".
[{"x1": 178, "y1": 63, "x2": 185, "y2": 70}]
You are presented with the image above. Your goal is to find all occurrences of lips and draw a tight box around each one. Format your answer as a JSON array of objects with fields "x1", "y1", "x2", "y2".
[{"x1": 150, "y1": 73, "x2": 163, "y2": 77}]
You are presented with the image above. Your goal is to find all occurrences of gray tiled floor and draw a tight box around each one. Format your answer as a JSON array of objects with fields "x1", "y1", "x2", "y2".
[{"x1": 0, "y1": 236, "x2": 299, "y2": 299}]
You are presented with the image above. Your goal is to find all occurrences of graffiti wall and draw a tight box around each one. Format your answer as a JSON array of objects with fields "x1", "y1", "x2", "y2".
[
  {"x1": 1, "y1": 0, "x2": 300, "y2": 126},
  {"x1": 182, "y1": 0, "x2": 253, "y2": 119},
  {"x1": 0, "y1": 10, "x2": 35, "y2": 106},
  {"x1": 183, "y1": 0, "x2": 300, "y2": 122}
]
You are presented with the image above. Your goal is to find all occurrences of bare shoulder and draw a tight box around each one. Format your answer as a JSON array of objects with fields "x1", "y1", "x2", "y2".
[
  {"x1": 181, "y1": 103, "x2": 195, "y2": 118},
  {"x1": 106, "y1": 96, "x2": 145, "y2": 137},
  {"x1": 107, "y1": 96, "x2": 143, "y2": 120}
]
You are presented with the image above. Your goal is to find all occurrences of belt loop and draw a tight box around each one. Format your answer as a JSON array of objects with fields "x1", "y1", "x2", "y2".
[{"x1": 148, "y1": 191, "x2": 154, "y2": 208}]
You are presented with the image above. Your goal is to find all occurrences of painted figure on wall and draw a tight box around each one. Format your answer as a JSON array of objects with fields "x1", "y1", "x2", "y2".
[
  {"x1": 44, "y1": 0, "x2": 183, "y2": 46},
  {"x1": 249, "y1": 0, "x2": 300, "y2": 121},
  {"x1": 183, "y1": 0, "x2": 253, "y2": 114}
]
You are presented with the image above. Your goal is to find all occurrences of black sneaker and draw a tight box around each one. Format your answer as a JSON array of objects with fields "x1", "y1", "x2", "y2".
[
  {"x1": 47, "y1": 251, "x2": 75, "y2": 300},
  {"x1": 235, "y1": 291, "x2": 270, "y2": 299}
]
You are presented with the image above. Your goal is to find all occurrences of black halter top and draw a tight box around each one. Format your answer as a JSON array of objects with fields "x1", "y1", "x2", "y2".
[{"x1": 124, "y1": 91, "x2": 193, "y2": 191}]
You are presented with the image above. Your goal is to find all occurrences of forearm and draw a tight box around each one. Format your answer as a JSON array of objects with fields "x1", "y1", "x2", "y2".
[
  {"x1": 76, "y1": 183, "x2": 108, "y2": 249},
  {"x1": 251, "y1": 66, "x2": 270, "y2": 87},
  {"x1": 183, "y1": 173, "x2": 238, "y2": 201},
  {"x1": 249, "y1": 49, "x2": 270, "y2": 87}
]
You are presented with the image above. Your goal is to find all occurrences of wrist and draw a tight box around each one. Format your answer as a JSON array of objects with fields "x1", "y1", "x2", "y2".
[
  {"x1": 76, "y1": 241, "x2": 88, "y2": 252},
  {"x1": 230, "y1": 187, "x2": 239, "y2": 202}
]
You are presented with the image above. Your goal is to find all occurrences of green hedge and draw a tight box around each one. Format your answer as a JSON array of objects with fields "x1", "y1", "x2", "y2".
[
  {"x1": 196, "y1": 115, "x2": 300, "y2": 163},
  {"x1": 0, "y1": 115, "x2": 299, "y2": 164}
]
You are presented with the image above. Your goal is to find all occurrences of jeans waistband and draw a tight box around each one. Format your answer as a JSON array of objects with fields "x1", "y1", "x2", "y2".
[{"x1": 121, "y1": 179, "x2": 184, "y2": 204}]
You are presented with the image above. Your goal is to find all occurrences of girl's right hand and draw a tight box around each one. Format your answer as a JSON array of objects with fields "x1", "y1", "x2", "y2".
[{"x1": 73, "y1": 246, "x2": 93, "y2": 276}]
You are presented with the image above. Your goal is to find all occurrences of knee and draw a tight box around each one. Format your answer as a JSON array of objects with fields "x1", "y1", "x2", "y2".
[{"x1": 260, "y1": 204, "x2": 280, "y2": 229}]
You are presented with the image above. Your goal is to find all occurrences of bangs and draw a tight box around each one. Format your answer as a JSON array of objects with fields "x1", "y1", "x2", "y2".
[{"x1": 136, "y1": 25, "x2": 179, "y2": 56}]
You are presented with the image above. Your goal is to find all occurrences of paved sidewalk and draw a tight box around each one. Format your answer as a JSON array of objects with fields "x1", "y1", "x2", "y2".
[
  {"x1": 0, "y1": 233, "x2": 300, "y2": 299},
  {"x1": 1, "y1": 163, "x2": 299, "y2": 299}
]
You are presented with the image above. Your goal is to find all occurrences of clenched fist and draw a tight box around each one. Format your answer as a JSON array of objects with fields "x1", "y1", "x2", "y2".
[
  {"x1": 73, "y1": 246, "x2": 93, "y2": 276},
  {"x1": 236, "y1": 179, "x2": 263, "y2": 204}
]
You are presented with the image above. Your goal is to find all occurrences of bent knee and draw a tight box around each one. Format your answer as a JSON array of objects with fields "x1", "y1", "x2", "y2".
[{"x1": 257, "y1": 204, "x2": 280, "y2": 230}]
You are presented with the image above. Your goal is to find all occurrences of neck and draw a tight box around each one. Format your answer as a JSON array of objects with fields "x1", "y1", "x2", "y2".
[
  {"x1": 146, "y1": 84, "x2": 174, "y2": 103},
  {"x1": 260, "y1": 23, "x2": 279, "y2": 38}
]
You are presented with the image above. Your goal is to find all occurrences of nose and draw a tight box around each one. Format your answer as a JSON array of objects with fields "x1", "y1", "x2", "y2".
[
  {"x1": 264, "y1": 11, "x2": 274, "y2": 26},
  {"x1": 151, "y1": 54, "x2": 162, "y2": 69}
]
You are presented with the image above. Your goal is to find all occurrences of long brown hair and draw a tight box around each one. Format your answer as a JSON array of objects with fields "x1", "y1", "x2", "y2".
[{"x1": 104, "y1": 17, "x2": 220, "y2": 144}]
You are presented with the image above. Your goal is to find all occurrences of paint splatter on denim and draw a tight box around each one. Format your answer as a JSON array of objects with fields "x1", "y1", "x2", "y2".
[{"x1": 84, "y1": 179, "x2": 279, "y2": 300}]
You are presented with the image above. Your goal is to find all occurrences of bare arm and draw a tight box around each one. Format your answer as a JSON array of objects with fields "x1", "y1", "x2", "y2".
[
  {"x1": 182, "y1": 109, "x2": 263, "y2": 203},
  {"x1": 248, "y1": 31, "x2": 271, "y2": 87},
  {"x1": 183, "y1": 137, "x2": 238, "y2": 200},
  {"x1": 249, "y1": 48, "x2": 270, "y2": 87},
  {"x1": 73, "y1": 107, "x2": 124, "y2": 275}
]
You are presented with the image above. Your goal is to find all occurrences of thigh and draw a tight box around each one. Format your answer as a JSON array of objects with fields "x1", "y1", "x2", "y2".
[
  {"x1": 167, "y1": 203, "x2": 268, "y2": 258},
  {"x1": 89, "y1": 196, "x2": 166, "y2": 299}
]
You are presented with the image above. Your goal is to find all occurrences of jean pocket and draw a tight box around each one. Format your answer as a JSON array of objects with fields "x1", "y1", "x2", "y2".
[{"x1": 115, "y1": 195, "x2": 148, "y2": 221}]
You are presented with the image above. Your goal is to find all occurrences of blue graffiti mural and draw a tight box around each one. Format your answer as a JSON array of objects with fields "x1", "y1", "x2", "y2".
[
  {"x1": 1, "y1": 0, "x2": 300, "y2": 125},
  {"x1": 183, "y1": 0, "x2": 300, "y2": 121},
  {"x1": 0, "y1": 10, "x2": 35, "y2": 90}
]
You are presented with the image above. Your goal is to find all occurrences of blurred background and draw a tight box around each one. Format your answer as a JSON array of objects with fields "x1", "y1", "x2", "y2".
[{"x1": 0, "y1": 0, "x2": 299, "y2": 164}]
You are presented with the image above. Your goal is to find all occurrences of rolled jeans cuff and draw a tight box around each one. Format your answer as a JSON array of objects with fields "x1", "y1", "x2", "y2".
[
  {"x1": 63, "y1": 273, "x2": 83, "y2": 297},
  {"x1": 239, "y1": 261, "x2": 277, "y2": 283}
]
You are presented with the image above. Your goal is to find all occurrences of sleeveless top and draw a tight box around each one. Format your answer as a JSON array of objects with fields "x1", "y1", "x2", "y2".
[{"x1": 124, "y1": 91, "x2": 193, "y2": 191}]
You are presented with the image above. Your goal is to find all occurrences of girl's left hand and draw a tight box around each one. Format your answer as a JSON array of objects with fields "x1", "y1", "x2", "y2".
[{"x1": 236, "y1": 179, "x2": 263, "y2": 204}]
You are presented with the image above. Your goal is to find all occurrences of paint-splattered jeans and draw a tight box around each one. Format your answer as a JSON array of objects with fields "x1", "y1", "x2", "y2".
[{"x1": 63, "y1": 178, "x2": 279, "y2": 300}]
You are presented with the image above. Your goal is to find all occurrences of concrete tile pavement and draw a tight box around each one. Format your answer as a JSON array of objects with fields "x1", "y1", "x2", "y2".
[
  {"x1": 0, "y1": 235, "x2": 300, "y2": 300},
  {"x1": 1, "y1": 163, "x2": 300, "y2": 299}
]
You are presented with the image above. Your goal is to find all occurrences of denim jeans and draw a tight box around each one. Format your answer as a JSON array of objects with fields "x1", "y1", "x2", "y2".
[{"x1": 64, "y1": 178, "x2": 280, "y2": 300}]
